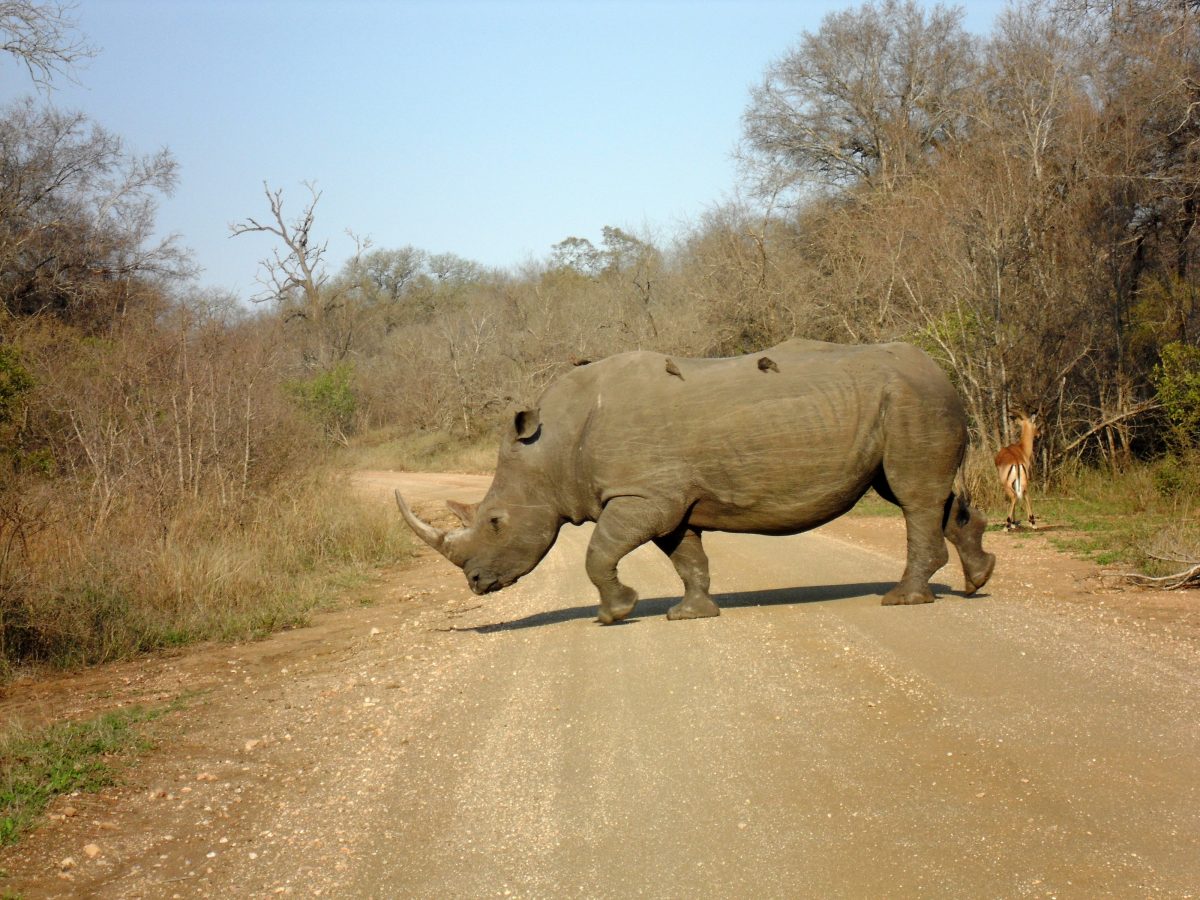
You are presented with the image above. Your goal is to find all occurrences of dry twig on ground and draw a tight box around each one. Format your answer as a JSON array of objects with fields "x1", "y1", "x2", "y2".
[{"x1": 1123, "y1": 563, "x2": 1200, "y2": 591}]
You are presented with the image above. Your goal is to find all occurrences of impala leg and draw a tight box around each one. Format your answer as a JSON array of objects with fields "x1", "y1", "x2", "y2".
[
  {"x1": 883, "y1": 505, "x2": 948, "y2": 605},
  {"x1": 588, "y1": 497, "x2": 675, "y2": 625},
  {"x1": 1004, "y1": 489, "x2": 1018, "y2": 529},
  {"x1": 654, "y1": 527, "x2": 720, "y2": 620}
]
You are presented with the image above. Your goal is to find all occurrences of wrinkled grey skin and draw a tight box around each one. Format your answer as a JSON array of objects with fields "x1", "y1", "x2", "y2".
[{"x1": 396, "y1": 339, "x2": 996, "y2": 624}]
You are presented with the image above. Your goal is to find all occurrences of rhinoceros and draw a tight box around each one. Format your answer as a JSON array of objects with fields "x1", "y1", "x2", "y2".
[{"x1": 395, "y1": 339, "x2": 995, "y2": 624}]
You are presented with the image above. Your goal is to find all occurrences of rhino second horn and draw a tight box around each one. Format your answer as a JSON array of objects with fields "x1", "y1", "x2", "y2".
[{"x1": 394, "y1": 490, "x2": 451, "y2": 558}]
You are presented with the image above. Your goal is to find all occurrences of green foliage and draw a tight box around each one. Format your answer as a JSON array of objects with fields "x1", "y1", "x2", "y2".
[
  {"x1": 13, "y1": 449, "x2": 53, "y2": 477},
  {"x1": 548, "y1": 227, "x2": 659, "y2": 279},
  {"x1": 1129, "y1": 275, "x2": 1198, "y2": 360},
  {"x1": 549, "y1": 236, "x2": 602, "y2": 276},
  {"x1": 0, "y1": 346, "x2": 32, "y2": 427},
  {"x1": 287, "y1": 362, "x2": 357, "y2": 442},
  {"x1": 1152, "y1": 450, "x2": 1200, "y2": 498},
  {"x1": 0, "y1": 704, "x2": 171, "y2": 846},
  {"x1": 0, "y1": 345, "x2": 48, "y2": 477},
  {"x1": 1153, "y1": 342, "x2": 1200, "y2": 448},
  {"x1": 911, "y1": 306, "x2": 984, "y2": 383}
]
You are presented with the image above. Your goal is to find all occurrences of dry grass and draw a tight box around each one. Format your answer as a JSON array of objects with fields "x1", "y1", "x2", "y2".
[
  {"x1": 0, "y1": 471, "x2": 414, "y2": 678},
  {"x1": 343, "y1": 426, "x2": 498, "y2": 474}
]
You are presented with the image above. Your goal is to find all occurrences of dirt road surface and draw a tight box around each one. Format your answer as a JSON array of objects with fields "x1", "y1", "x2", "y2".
[{"x1": 3, "y1": 471, "x2": 1199, "y2": 898}]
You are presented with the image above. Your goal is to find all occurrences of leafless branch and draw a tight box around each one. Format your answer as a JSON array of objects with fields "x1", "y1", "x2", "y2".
[
  {"x1": 230, "y1": 181, "x2": 328, "y2": 307},
  {"x1": 0, "y1": 0, "x2": 95, "y2": 89},
  {"x1": 1057, "y1": 400, "x2": 1162, "y2": 459}
]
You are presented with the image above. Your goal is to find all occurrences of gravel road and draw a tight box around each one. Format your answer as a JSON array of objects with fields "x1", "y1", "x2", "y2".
[{"x1": 3, "y1": 471, "x2": 1198, "y2": 898}]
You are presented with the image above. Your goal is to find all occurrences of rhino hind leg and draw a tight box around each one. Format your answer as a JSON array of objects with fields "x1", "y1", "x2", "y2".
[
  {"x1": 882, "y1": 504, "x2": 949, "y2": 606},
  {"x1": 654, "y1": 527, "x2": 720, "y2": 621},
  {"x1": 943, "y1": 494, "x2": 996, "y2": 594}
]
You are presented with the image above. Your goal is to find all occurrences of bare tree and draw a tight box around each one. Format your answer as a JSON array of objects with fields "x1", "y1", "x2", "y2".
[
  {"x1": 230, "y1": 181, "x2": 330, "y2": 313},
  {"x1": 741, "y1": 0, "x2": 976, "y2": 195},
  {"x1": 979, "y1": 6, "x2": 1078, "y2": 184},
  {"x1": 232, "y1": 182, "x2": 389, "y2": 371},
  {"x1": 0, "y1": 0, "x2": 95, "y2": 88},
  {"x1": 0, "y1": 99, "x2": 189, "y2": 328}
]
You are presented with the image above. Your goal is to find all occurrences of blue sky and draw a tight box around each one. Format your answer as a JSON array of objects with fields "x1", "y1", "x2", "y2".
[{"x1": 1, "y1": 0, "x2": 1007, "y2": 300}]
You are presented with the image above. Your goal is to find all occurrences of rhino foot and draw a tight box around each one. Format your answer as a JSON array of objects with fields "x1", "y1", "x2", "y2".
[
  {"x1": 963, "y1": 552, "x2": 996, "y2": 595},
  {"x1": 597, "y1": 586, "x2": 639, "y2": 625},
  {"x1": 881, "y1": 585, "x2": 936, "y2": 606},
  {"x1": 667, "y1": 594, "x2": 721, "y2": 620}
]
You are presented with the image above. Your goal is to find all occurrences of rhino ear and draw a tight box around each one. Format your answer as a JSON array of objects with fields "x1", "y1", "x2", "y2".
[
  {"x1": 446, "y1": 500, "x2": 479, "y2": 528},
  {"x1": 513, "y1": 408, "x2": 541, "y2": 443}
]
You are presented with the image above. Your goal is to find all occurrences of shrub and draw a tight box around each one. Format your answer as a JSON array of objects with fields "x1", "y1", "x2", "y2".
[
  {"x1": 1152, "y1": 451, "x2": 1200, "y2": 498},
  {"x1": 287, "y1": 362, "x2": 357, "y2": 444},
  {"x1": 1154, "y1": 342, "x2": 1200, "y2": 450},
  {"x1": 0, "y1": 345, "x2": 32, "y2": 427}
]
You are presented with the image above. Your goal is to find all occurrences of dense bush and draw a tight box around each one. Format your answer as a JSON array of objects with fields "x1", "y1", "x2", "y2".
[{"x1": 1154, "y1": 343, "x2": 1200, "y2": 450}]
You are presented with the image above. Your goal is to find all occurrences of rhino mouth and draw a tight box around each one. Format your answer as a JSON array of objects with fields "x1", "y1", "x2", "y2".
[{"x1": 468, "y1": 571, "x2": 517, "y2": 595}]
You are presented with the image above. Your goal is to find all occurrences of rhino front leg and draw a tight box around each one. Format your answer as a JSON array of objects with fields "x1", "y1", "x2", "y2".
[
  {"x1": 654, "y1": 527, "x2": 720, "y2": 620},
  {"x1": 587, "y1": 497, "x2": 675, "y2": 625}
]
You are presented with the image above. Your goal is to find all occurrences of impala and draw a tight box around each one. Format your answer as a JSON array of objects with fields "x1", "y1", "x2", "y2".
[{"x1": 995, "y1": 414, "x2": 1037, "y2": 530}]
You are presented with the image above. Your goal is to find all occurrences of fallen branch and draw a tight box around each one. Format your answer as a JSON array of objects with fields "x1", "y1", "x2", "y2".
[{"x1": 1123, "y1": 563, "x2": 1200, "y2": 591}]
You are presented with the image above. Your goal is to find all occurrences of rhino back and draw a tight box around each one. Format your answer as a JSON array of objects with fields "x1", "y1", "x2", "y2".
[{"x1": 539, "y1": 341, "x2": 962, "y2": 534}]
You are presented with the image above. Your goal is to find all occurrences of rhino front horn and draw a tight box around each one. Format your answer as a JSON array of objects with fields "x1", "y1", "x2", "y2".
[{"x1": 394, "y1": 489, "x2": 454, "y2": 560}]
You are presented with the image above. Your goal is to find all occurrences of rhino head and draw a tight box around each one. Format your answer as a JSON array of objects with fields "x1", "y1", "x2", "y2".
[{"x1": 394, "y1": 409, "x2": 563, "y2": 595}]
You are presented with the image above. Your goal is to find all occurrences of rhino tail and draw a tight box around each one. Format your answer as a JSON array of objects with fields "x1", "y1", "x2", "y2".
[
  {"x1": 940, "y1": 450, "x2": 974, "y2": 530},
  {"x1": 947, "y1": 471, "x2": 972, "y2": 528}
]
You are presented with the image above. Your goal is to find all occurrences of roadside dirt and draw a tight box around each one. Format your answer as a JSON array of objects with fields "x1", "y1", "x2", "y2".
[{"x1": 1, "y1": 471, "x2": 1197, "y2": 898}]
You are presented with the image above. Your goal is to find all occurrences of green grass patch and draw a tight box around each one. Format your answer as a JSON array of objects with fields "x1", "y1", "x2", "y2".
[
  {"x1": 1031, "y1": 463, "x2": 1197, "y2": 573},
  {"x1": 0, "y1": 702, "x2": 178, "y2": 847}
]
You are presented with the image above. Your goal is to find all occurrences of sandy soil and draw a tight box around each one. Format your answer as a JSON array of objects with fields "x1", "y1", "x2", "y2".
[{"x1": 1, "y1": 471, "x2": 1198, "y2": 898}]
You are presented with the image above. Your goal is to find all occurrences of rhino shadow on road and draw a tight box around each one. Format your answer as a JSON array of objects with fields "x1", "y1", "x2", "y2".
[{"x1": 457, "y1": 580, "x2": 966, "y2": 633}]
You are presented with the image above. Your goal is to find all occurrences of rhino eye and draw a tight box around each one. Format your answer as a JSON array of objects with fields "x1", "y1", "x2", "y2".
[{"x1": 489, "y1": 515, "x2": 503, "y2": 532}]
